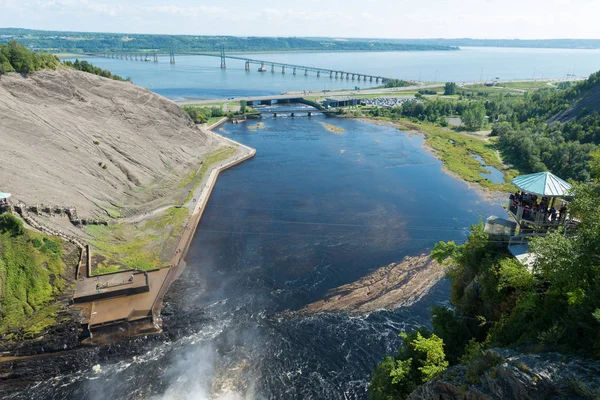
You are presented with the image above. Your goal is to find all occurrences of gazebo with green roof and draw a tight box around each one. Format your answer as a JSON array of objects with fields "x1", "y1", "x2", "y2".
[
  {"x1": 507, "y1": 171, "x2": 572, "y2": 230},
  {"x1": 511, "y1": 171, "x2": 572, "y2": 198}
]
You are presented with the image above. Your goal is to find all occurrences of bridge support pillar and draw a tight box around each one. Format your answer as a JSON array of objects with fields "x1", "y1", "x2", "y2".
[
  {"x1": 282, "y1": 66, "x2": 286, "y2": 74},
  {"x1": 245, "y1": 61, "x2": 251, "y2": 71},
  {"x1": 291, "y1": 112, "x2": 295, "y2": 117},
  {"x1": 317, "y1": 71, "x2": 321, "y2": 78},
  {"x1": 293, "y1": 68, "x2": 296, "y2": 75},
  {"x1": 330, "y1": 71, "x2": 333, "y2": 78},
  {"x1": 376, "y1": 77, "x2": 380, "y2": 83},
  {"x1": 271, "y1": 64, "x2": 275, "y2": 73},
  {"x1": 335, "y1": 72, "x2": 339, "y2": 79},
  {"x1": 154, "y1": 51, "x2": 158, "y2": 63},
  {"x1": 274, "y1": 112, "x2": 277, "y2": 118},
  {"x1": 308, "y1": 112, "x2": 312, "y2": 117},
  {"x1": 370, "y1": 77, "x2": 373, "y2": 82},
  {"x1": 346, "y1": 73, "x2": 350, "y2": 79},
  {"x1": 305, "y1": 69, "x2": 308, "y2": 76},
  {"x1": 352, "y1": 74, "x2": 355, "y2": 80}
]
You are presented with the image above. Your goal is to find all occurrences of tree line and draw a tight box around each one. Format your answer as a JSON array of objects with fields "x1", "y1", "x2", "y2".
[
  {"x1": 1, "y1": 40, "x2": 129, "y2": 83},
  {"x1": 0, "y1": 40, "x2": 61, "y2": 75},
  {"x1": 366, "y1": 74, "x2": 600, "y2": 181},
  {"x1": 0, "y1": 28, "x2": 458, "y2": 54}
]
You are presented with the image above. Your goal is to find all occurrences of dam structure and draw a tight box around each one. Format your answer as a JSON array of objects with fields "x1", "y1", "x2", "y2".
[{"x1": 97, "y1": 49, "x2": 392, "y2": 84}]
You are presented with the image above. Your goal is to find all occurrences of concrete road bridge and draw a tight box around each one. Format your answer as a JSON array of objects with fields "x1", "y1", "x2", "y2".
[{"x1": 94, "y1": 49, "x2": 392, "y2": 84}]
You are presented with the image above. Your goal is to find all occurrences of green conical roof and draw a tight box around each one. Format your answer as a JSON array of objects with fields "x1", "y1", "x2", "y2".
[{"x1": 511, "y1": 172, "x2": 571, "y2": 197}]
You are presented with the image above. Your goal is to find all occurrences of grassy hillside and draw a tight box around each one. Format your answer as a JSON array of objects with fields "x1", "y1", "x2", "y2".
[{"x1": 0, "y1": 215, "x2": 77, "y2": 339}]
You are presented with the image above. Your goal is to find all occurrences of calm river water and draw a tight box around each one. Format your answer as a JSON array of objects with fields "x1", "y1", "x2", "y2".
[
  {"x1": 12, "y1": 114, "x2": 506, "y2": 399},
  {"x1": 69, "y1": 47, "x2": 600, "y2": 99}
]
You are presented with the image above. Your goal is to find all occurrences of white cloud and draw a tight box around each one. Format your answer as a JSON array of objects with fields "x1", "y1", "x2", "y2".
[{"x1": 2, "y1": 0, "x2": 600, "y2": 38}]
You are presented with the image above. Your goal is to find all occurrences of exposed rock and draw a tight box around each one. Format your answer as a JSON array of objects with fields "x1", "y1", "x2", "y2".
[
  {"x1": 407, "y1": 348, "x2": 600, "y2": 400},
  {"x1": 0, "y1": 69, "x2": 219, "y2": 220},
  {"x1": 298, "y1": 255, "x2": 445, "y2": 314}
]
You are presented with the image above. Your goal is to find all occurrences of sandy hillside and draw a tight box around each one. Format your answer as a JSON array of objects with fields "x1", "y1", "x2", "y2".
[{"x1": 0, "y1": 69, "x2": 219, "y2": 218}]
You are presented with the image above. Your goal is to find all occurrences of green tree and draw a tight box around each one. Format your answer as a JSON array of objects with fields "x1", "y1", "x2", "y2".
[
  {"x1": 370, "y1": 330, "x2": 448, "y2": 400},
  {"x1": 240, "y1": 100, "x2": 247, "y2": 114},
  {"x1": 210, "y1": 106, "x2": 224, "y2": 118},
  {"x1": 444, "y1": 82, "x2": 457, "y2": 95},
  {"x1": 462, "y1": 103, "x2": 487, "y2": 130}
]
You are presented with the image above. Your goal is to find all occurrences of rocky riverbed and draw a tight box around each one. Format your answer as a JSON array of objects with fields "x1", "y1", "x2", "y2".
[{"x1": 299, "y1": 255, "x2": 445, "y2": 314}]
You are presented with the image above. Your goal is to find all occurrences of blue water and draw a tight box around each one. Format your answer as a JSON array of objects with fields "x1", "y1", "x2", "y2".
[
  {"x1": 15, "y1": 115, "x2": 507, "y2": 400},
  {"x1": 470, "y1": 153, "x2": 505, "y2": 184},
  {"x1": 65, "y1": 46, "x2": 600, "y2": 99}
]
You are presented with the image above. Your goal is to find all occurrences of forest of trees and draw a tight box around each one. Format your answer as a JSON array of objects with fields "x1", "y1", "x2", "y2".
[
  {"x1": 0, "y1": 40, "x2": 128, "y2": 82},
  {"x1": 62, "y1": 59, "x2": 127, "y2": 81},
  {"x1": 370, "y1": 154, "x2": 600, "y2": 398},
  {"x1": 365, "y1": 71, "x2": 600, "y2": 181},
  {"x1": 0, "y1": 40, "x2": 60, "y2": 75},
  {"x1": 0, "y1": 28, "x2": 457, "y2": 54}
]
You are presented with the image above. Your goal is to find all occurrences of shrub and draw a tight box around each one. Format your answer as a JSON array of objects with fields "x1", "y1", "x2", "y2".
[{"x1": 0, "y1": 214, "x2": 24, "y2": 236}]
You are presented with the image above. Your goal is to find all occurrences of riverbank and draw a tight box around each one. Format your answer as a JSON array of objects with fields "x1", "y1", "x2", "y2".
[{"x1": 351, "y1": 116, "x2": 517, "y2": 200}]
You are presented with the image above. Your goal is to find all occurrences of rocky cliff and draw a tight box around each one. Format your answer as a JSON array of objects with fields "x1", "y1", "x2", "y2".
[
  {"x1": 0, "y1": 69, "x2": 218, "y2": 218},
  {"x1": 407, "y1": 349, "x2": 600, "y2": 400}
]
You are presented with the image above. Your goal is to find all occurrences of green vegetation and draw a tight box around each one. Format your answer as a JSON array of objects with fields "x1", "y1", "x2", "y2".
[
  {"x1": 63, "y1": 58, "x2": 127, "y2": 81},
  {"x1": 184, "y1": 105, "x2": 227, "y2": 124},
  {"x1": 461, "y1": 102, "x2": 486, "y2": 130},
  {"x1": 444, "y1": 82, "x2": 457, "y2": 95},
  {"x1": 0, "y1": 28, "x2": 458, "y2": 54},
  {"x1": 85, "y1": 206, "x2": 189, "y2": 272},
  {"x1": 370, "y1": 153, "x2": 600, "y2": 399},
  {"x1": 1, "y1": 40, "x2": 129, "y2": 83},
  {"x1": 416, "y1": 122, "x2": 518, "y2": 191},
  {"x1": 0, "y1": 220, "x2": 69, "y2": 337},
  {"x1": 384, "y1": 79, "x2": 411, "y2": 88},
  {"x1": 0, "y1": 40, "x2": 61, "y2": 75},
  {"x1": 371, "y1": 330, "x2": 448, "y2": 400},
  {"x1": 354, "y1": 70, "x2": 600, "y2": 182},
  {"x1": 183, "y1": 146, "x2": 239, "y2": 203},
  {"x1": 491, "y1": 72, "x2": 600, "y2": 181}
]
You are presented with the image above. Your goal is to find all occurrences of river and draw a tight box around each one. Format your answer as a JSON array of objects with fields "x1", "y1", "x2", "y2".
[
  {"x1": 8, "y1": 113, "x2": 506, "y2": 399},
  {"x1": 66, "y1": 46, "x2": 600, "y2": 99}
]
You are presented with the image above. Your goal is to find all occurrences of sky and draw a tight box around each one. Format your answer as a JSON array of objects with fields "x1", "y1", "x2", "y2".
[{"x1": 1, "y1": 0, "x2": 599, "y2": 39}]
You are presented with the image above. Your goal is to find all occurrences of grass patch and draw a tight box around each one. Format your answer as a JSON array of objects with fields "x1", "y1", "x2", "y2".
[
  {"x1": 84, "y1": 223, "x2": 162, "y2": 271},
  {"x1": 398, "y1": 119, "x2": 519, "y2": 191},
  {"x1": 20, "y1": 304, "x2": 61, "y2": 338},
  {"x1": 183, "y1": 146, "x2": 239, "y2": 204},
  {"x1": 0, "y1": 229, "x2": 68, "y2": 336},
  {"x1": 207, "y1": 117, "x2": 224, "y2": 126},
  {"x1": 85, "y1": 207, "x2": 190, "y2": 273}
]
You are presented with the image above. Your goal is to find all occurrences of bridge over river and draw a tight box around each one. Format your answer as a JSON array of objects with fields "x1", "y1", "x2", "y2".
[{"x1": 94, "y1": 48, "x2": 393, "y2": 84}]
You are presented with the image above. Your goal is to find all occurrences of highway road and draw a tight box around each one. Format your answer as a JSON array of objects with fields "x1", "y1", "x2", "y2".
[{"x1": 175, "y1": 78, "x2": 583, "y2": 106}]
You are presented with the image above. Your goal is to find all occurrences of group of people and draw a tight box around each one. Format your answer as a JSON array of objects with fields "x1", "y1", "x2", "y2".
[{"x1": 509, "y1": 191, "x2": 567, "y2": 223}]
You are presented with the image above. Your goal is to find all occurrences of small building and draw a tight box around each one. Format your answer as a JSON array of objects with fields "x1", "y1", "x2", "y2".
[{"x1": 322, "y1": 97, "x2": 356, "y2": 108}]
